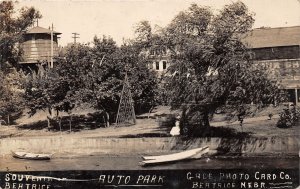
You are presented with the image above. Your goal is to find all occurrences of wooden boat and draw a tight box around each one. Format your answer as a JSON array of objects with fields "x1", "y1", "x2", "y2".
[
  {"x1": 11, "y1": 151, "x2": 52, "y2": 160},
  {"x1": 140, "y1": 146, "x2": 209, "y2": 166}
]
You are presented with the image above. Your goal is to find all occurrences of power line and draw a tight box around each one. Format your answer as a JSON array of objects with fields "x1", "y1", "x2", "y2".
[{"x1": 72, "y1": 32, "x2": 80, "y2": 44}]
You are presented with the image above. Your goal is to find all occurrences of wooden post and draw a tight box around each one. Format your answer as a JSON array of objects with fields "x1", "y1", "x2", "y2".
[
  {"x1": 115, "y1": 80, "x2": 125, "y2": 125},
  {"x1": 72, "y1": 33, "x2": 80, "y2": 44},
  {"x1": 128, "y1": 77, "x2": 136, "y2": 124}
]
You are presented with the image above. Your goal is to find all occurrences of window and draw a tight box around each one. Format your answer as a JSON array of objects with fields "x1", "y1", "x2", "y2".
[
  {"x1": 150, "y1": 50, "x2": 155, "y2": 56},
  {"x1": 162, "y1": 61, "x2": 167, "y2": 70},
  {"x1": 161, "y1": 48, "x2": 167, "y2": 55},
  {"x1": 156, "y1": 61, "x2": 159, "y2": 70}
]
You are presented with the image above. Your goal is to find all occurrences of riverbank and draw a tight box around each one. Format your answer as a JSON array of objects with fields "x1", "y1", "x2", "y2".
[{"x1": 1, "y1": 114, "x2": 299, "y2": 171}]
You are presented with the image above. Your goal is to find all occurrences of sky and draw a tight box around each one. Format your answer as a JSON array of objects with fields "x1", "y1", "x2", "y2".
[{"x1": 15, "y1": 0, "x2": 300, "y2": 46}]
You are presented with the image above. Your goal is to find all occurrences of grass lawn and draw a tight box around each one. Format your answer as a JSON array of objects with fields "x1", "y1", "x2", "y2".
[
  {"x1": 0, "y1": 104, "x2": 298, "y2": 139},
  {"x1": 0, "y1": 114, "x2": 298, "y2": 139},
  {"x1": 212, "y1": 117, "x2": 299, "y2": 137}
]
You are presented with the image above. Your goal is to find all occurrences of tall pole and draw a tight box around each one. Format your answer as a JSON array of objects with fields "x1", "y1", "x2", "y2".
[
  {"x1": 295, "y1": 88, "x2": 298, "y2": 106},
  {"x1": 72, "y1": 33, "x2": 80, "y2": 44},
  {"x1": 50, "y1": 23, "x2": 54, "y2": 68}
]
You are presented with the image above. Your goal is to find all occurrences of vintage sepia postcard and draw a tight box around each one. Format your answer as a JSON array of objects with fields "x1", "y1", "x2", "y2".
[{"x1": 0, "y1": 0, "x2": 299, "y2": 188}]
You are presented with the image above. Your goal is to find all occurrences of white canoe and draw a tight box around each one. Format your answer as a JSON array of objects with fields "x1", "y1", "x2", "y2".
[
  {"x1": 140, "y1": 146, "x2": 209, "y2": 166},
  {"x1": 12, "y1": 151, "x2": 52, "y2": 160}
]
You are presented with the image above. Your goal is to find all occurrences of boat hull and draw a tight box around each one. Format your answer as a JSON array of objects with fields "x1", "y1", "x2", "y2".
[
  {"x1": 12, "y1": 151, "x2": 52, "y2": 160},
  {"x1": 140, "y1": 146, "x2": 209, "y2": 166}
]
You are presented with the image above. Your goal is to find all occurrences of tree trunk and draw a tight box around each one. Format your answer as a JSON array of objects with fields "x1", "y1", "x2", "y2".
[
  {"x1": 47, "y1": 118, "x2": 50, "y2": 131},
  {"x1": 148, "y1": 106, "x2": 154, "y2": 119},
  {"x1": 105, "y1": 112, "x2": 110, "y2": 127},
  {"x1": 69, "y1": 115, "x2": 72, "y2": 132},
  {"x1": 47, "y1": 107, "x2": 53, "y2": 130},
  {"x1": 7, "y1": 115, "x2": 10, "y2": 125},
  {"x1": 200, "y1": 111, "x2": 210, "y2": 128},
  {"x1": 59, "y1": 118, "x2": 62, "y2": 133},
  {"x1": 102, "y1": 115, "x2": 105, "y2": 127},
  {"x1": 181, "y1": 107, "x2": 210, "y2": 137},
  {"x1": 56, "y1": 110, "x2": 62, "y2": 133},
  {"x1": 194, "y1": 111, "x2": 210, "y2": 137}
]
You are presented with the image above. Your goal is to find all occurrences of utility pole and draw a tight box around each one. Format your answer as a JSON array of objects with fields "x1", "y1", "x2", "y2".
[
  {"x1": 72, "y1": 33, "x2": 80, "y2": 44},
  {"x1": 50, "y1": 23, "x2": 54, "y2": 68}
]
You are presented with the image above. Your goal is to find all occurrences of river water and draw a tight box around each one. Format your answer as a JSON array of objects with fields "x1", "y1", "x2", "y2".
[{"x1": 0, "y1": 154, "x2": 298, "y2": 171}]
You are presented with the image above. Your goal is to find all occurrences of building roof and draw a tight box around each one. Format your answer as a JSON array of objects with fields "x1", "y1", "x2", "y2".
[
  {"x1": 26, "y1": 26, "x2": 61, "y2": 35},
  {"x1": 243, "y1": 26, "x2": 300, "y2": 48}
]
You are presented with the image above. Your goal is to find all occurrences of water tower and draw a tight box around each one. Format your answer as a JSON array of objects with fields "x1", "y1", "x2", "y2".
[{"x1": 20, "y1": 26, "x2": 61, "y2": 68}]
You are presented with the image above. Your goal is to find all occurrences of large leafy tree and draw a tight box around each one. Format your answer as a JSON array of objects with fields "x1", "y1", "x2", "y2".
[
  {"x1": 0, "y1": 70, "x2": 25, "y2": 124},
  {"x1": 138, "y1": 2, "x2": 283, "y2": 136},
  {"x1": 77, "y1": 36, "x2": 158, "y2": 122},
  {"x1": 114, "y1": 43, "x2": 159, "y2": 114},
  {"x1": 72, "y1": 37, "x2": 121, "y2": 125},
  {"x1": 24, "y1": 43, "x2": 91, "y2": 129},
  {"x1": 0, "y1": 1, "x2": 41, "y2": 70},
  {"x1": 24, "y1": 36, "x2": 158, "y2": 128}
]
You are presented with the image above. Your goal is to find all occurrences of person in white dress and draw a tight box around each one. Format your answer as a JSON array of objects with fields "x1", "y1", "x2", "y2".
[{"x1": 170, "y1": 115, "x2": 180, "y2": 136}]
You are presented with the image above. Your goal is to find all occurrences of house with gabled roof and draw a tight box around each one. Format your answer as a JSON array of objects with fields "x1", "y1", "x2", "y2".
[
  {"x1": 142, "y1": 26, "x2": 300, "y2": 105},
  {"x1": 243, "y1": 26, "x2": 300, "y2": 105}
]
